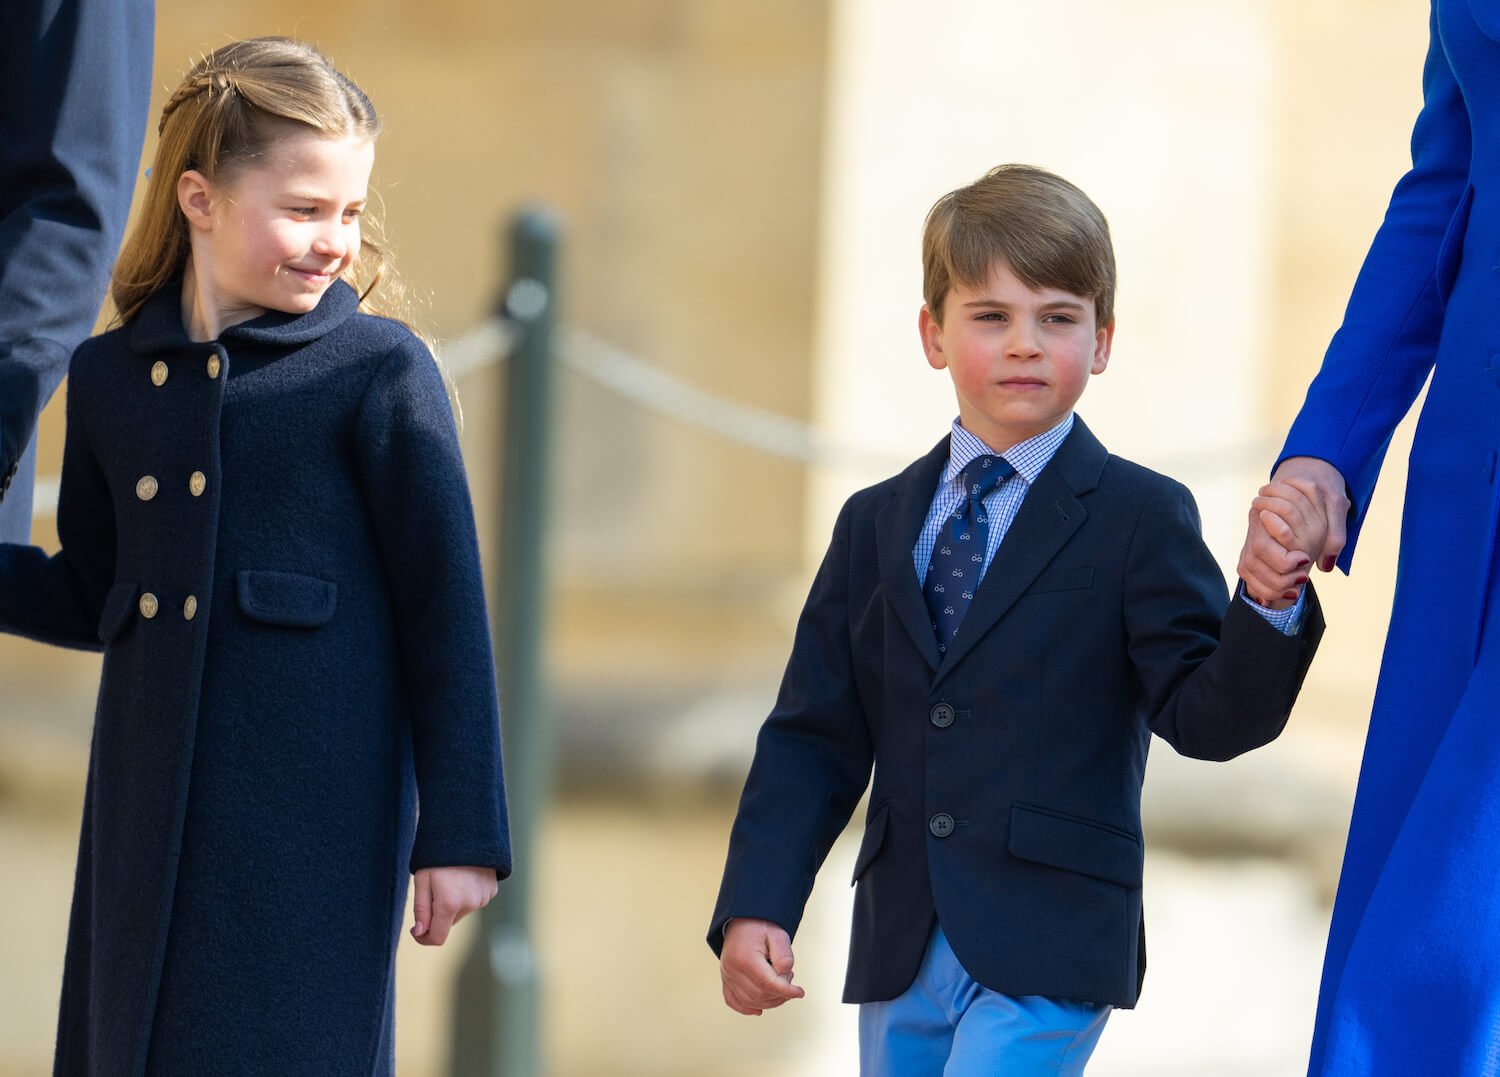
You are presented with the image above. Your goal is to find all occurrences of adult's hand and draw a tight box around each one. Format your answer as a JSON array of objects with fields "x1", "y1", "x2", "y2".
[
  {"x1": 1238, "y1": 456, "x2": 1349, "y2": 603},
  {"x1": 720, "y1": 917, "x2": 805, "y2": 1015}
]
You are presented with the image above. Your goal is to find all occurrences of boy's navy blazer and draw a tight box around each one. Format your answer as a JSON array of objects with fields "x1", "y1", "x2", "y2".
[{"x1": 710, "y1": 417, "x2": 1322, "y2": 1008}]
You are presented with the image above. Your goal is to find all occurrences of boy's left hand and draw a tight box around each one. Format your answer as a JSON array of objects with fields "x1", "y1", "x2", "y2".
[{"x1": 411, "y1": 866, "x2": 499, "y2": 946}]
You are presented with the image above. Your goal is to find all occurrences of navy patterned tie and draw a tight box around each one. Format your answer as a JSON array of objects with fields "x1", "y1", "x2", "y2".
[{"x1": 923, "y1": 454, "x2": 1016, "y2": 653}]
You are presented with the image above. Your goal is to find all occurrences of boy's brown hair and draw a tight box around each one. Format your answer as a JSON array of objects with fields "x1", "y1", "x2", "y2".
[{"x1": 922, "y1": 164, "x2": 1115, "y2": 327}]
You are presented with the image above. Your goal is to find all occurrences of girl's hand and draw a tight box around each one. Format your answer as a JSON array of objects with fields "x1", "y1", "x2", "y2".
[{"x1": 410, "y1": 865, "x2": 499, "y2": 946}]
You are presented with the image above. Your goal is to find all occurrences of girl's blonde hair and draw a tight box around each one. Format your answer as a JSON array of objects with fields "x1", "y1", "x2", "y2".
[{"x1": 112, "y1": 37, "x2": 396, "y2": 325}]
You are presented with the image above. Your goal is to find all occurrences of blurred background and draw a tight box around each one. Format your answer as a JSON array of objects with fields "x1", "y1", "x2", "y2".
[{"x1": 0, "y1": 0, "x2": 1434, "y2": 1074}]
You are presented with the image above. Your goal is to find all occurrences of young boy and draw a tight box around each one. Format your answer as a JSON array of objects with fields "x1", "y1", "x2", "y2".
[{"x1": 708, "y1": 164, "x2": 1325, "y2": 1075}]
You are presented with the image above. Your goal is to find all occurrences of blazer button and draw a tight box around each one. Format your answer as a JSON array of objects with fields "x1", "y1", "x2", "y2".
[
  {"x1": 189, "y1": 471, "x2": 207, "y2": 497},
  {"x1": 135, "y1": 475, "x2": 158, "y2": 501},
  {"x1": 929, "y1": 703, "x2": 956, "y2": 728},
  {"x1": 929, "y1": 813, "x2": 955, "y2": 838},
  {"x1": 183, "y1": 595, "x2": 198, "y2": 621},
  {"x1": 150, "y1": 361, "x2": 169, "y2": 387},
  {"x1": 139, "y1": 593, "x2": 159, "y2": 619},
  {"x1": 207, "y1": 354, "x2": 222, "y2": 379}
]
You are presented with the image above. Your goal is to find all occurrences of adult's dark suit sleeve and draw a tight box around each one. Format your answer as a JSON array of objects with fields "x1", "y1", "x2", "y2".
[
  {"x1": 707, "y1": 501, "x2": 875, "y2": 952},
  {"x1": 1126, "y1": 482, "x2": 1324, "y2": 762},
  {"x1": 0, "y1": 344, "x2": 116, "y2": 649},
  {"x1": 0, "y1": 0, "x2": 153, "y2": 533}
]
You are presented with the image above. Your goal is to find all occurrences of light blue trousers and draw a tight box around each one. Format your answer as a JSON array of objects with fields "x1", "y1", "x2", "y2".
[{"x1": 858, "y1": 926, "x2": 1109, "y2": 1076}]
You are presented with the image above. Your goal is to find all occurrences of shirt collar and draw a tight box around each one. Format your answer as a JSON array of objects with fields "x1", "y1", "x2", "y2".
[{"x1": 944, "y1": 413, "x2": 1075, "y2": 485}]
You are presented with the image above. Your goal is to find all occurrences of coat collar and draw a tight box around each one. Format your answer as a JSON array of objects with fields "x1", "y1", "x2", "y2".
[
  {"x1": 874, "y1": 415, "x2": 1110, "y2": 679},
  {"x1": 128, "y1": 279, "x2": 361, "y2": 355}
]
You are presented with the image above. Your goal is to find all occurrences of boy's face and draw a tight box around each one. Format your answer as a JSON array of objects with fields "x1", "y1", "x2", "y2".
[{"x1": 920, "y1": 260, "x2": 1112, "y2": 454}]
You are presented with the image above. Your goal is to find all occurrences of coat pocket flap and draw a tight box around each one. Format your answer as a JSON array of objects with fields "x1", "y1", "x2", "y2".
[
  {"x1": 1027, "y1": 566, "x2": 1095, "y2": 595},
  {"x1": 98, "y1": 580, "x2": 139, "y2": 642},
  {"x1": 1008, "y1": 803, "x2": 1142, "y2": 887},
  {"x1": 850, "y1": 801, "x2": 891, "y2": 885},
  {"x1": 236, "y1": 570, "x2": 338, "y2": 628}
]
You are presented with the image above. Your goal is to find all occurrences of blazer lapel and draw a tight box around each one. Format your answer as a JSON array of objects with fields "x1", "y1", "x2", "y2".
[
  {"x1": 874, "y1": 437, "x2": 950, "y2": 674},
  {"x1": 934, "y1": 418, "x2": 1109, "y2": 685}
]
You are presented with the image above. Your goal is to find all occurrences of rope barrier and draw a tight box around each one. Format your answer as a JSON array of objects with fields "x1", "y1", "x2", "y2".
[{"x1": 557, "y1": 327, "x2": 907, "y2": 470}]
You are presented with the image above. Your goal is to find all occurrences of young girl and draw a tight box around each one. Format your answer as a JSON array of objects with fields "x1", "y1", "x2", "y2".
[{"x1": 0, "y1": 38, "x2": 509, "y2": 1075}]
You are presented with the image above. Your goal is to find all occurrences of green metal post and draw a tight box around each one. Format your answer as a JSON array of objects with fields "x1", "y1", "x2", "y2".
[{"x1": 450, "y1": 207, "x2": 560, "y2": 1077}]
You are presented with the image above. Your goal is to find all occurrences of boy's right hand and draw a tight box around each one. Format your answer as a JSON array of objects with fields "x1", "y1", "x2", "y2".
[
  {"x1": 1239, "y1": 462, "x2": 1346, "y2": 608},
  {"x1": 1241, "y1": 479, "x2": 1321, "y2": 609},
  {"x1": 1238, "y1": 458, "x2": 1348, "y2": 607},
  {"x1": 720, "y1": 918, "x2": 805, "y2": 1015}
]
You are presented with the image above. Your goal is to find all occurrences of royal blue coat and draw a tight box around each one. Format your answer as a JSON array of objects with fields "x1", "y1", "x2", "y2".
[
  {"x1": 0, "y1": 0, "x2": 152, "y2": 541},
  {"x1": 710, "y1": 419, "x2": 1323, "y2": 1008},
  {"x1": 1280, "y1": 3, "x2": 1500, "y2": 1073},
  {"x1": 0, "y1": 281, "x2": 510, "y2": 1076}
]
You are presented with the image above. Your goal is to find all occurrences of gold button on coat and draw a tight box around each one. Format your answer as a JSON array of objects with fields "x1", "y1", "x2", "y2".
[
  {"x1": 207, "y1": 354, "x2": 222, "y2": 379},
  {"x1": 151, "y1": 361, "x2": 168, "y2": 386},
  {"x1": 183, "y1": 595, "x2": 198, "y2": 621},
  {"x1": 135, "y1": 476, "x2": 158, "y2": 501},
  {"x1": 189, "y1": 471, "x2": 207, "y2": 497},
  {"x1": 139, "y1": 593, "x2": 159, "y2": 619}
]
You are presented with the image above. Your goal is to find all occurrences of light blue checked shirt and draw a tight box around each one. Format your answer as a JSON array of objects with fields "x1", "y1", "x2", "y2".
[{"x1": 914, "y1": 415, "x2": 1303, "y2": 633}]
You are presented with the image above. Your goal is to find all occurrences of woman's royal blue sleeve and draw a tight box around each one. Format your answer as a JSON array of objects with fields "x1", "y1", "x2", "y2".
[{"x1": 1279, "y1": 3, "x2": 1471, "y2": 570}]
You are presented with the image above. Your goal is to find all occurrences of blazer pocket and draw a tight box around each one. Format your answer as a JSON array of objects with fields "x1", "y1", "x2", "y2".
[
  {"x1": 236, "y1": 570, "x2": 338, "y2": 628},
  {"x1": 98, "y1": 580, "x2": 140, "y2": 643},
  {"x1": 850, "y1": 801, "x2": 891, "y2": 885},
  {"x1": 1434, "y1": 182, "x2": 1474, "y2": 307},
  {"x1": 1026, "y1": 566, "x2": 1094, "y2": 595},
  {"x1": 1008, "y1": 803, "x2": 1143, "y2": 888}
]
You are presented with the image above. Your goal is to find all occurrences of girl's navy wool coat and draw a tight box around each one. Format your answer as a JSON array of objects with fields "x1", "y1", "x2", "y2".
[{"x1": 0, "y1": 281, "x2": 511, "y2": 1076}]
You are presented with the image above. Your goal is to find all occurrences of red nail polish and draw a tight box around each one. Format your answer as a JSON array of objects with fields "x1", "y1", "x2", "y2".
[
  {"x1": 1321, "y1": 557, "x2": 1336, "y2": 572},
  {"x1": 1297, "y1": 559, "x2": 1311, "y2": 569},
  {"x1": 1283, "y1": 590, "x2": 1300, "y2": 601},
  {"x1": 1294, "y1": 576, "x2": 1309, "y2": 586}
]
